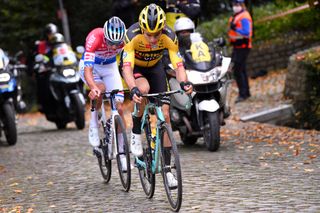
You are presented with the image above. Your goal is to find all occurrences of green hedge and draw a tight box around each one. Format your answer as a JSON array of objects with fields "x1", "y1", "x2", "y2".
[
  {"x1": 294, "y1": 47, "x2": 320, "y2": 130},
  {"x1": 197, "y1": 1, "x2": 320, "y2": 45}
]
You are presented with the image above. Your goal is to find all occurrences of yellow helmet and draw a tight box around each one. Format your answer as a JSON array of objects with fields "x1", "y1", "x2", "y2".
[{"x1": 139, "y1": 3, "x2": 166, "y2": 33}]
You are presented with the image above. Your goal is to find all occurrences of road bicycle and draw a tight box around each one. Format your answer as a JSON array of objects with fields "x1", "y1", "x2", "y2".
[
  {"x1": 91, "y1": 89, "x2": 131, "y2": 191},
  {"x1": 133, "y1": 90, "x2": 183, "y2": 212}
]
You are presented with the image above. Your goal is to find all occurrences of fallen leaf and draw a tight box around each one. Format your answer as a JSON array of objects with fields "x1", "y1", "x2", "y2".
[
  {"x1": 304, "y1": 169, "x2": 314, "y2": 172},
  {"x1": 308, "y1": 155, "x2": 317, "y2": 159},
  {"x1": 10, "y1": 183, "x2": 19, "y2": 187},
  {"x1": 27, "y1": 208, "x2": 34, "y2": 213},
  {"x1": 49, "y1": 205, "x2": 56, "y2": 208},
  {"x1": 191, "y1": 205, "x2": 201, "y2": 209},
  {"x1": 14, "y1": 189, "x2": 22, "y2": 194},
  {"x1": 47, "y1": 181, "x2": 53, "y2": 186}
]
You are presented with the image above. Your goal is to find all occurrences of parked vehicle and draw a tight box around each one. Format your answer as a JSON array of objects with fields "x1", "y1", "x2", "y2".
[
  {"x1": 34, "y1": 35, "x2": 85, "y2": 129},
  {"x1": 168, "y1": 33, "x2": 232, "y2": 151},
  {"x1": 0, "y1": 49, "x2": 27, "y2": 145}
]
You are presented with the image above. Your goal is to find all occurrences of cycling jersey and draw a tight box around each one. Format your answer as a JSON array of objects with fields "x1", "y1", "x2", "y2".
[
  {"x1": 122, "y1": 22, "x2": 184, "y2": 69},
  {"x1": 82, "y1": 28, "x2": 124, "y2": 67}
]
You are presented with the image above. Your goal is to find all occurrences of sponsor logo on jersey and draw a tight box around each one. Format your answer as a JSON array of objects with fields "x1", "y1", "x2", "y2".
[
  {"x1": 135, "y1": 50, "x2": 162, "y2": 61},
  {"x1": 122, "y1": 51, "x2": 128, "y2": 58},
  {"x1": 123, "y1": 62, "x2": 131, "y2": 67},
  {"x1": 84, "y1": 52, "x2": 95, "y2": 61},
  {"x1": 176, "y1": 62, "x2": 184, "y2": 67},
  {"x1": 86, "y1": 34, "x2": 96, "y2": 50}
]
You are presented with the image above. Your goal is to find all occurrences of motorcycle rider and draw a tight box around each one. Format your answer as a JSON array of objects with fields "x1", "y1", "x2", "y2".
[
  {"x1": 121, "y1": 3, "x2": 193, "y2": 187},
  {"x1": 228, "y1": 0, "x2": 252, "y2": 103},
  {"x1": 163, "y1": 0, "x2": 201, "y2": 29},
  {"x1": 31, "y1": 23, "x2": 59, "y2": 112},
  {"x1": 78, "y1": 17, "x2": 128, "y2": 170},
  {"x1": 173, "y1": 16, "x2": 195, "y2": 52}
]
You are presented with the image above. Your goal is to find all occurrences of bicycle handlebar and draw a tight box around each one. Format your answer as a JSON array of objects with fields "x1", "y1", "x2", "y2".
[{"x1": 140, "y1": 89, "x2": 183, "y2": 98}]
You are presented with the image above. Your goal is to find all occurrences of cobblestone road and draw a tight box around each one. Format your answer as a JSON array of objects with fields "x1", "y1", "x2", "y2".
[{"x1": 1, "y1": 71, "x2": 320, "y2": 212}]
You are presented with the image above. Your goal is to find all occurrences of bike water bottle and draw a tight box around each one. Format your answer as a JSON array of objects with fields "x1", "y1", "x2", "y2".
[{"x1": 151, "y1": 127, "x2": 156, "y2": 150}]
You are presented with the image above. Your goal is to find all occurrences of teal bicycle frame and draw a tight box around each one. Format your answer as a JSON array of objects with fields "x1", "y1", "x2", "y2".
[
  {"x1": 133, "y1": 89, "x2": 183, "y2": 174},
  {"x1": 133, "y1": 102, "x2": 164, "y2": 174}
]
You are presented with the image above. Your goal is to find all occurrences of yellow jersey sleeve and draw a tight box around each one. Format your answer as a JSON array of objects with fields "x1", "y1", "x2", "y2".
[
  {"x1": 163, "y1": 29, "x2": 184, "y2": 69},
  {"x1": 122, "y1": 34, "x2": 136, "y2": 69}
]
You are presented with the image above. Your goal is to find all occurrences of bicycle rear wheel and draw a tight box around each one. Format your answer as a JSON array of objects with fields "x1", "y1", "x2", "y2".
[
  {"x1": 98, "y1": 119, "x2": 112, "y2": 182},
  {"x1": 138, "y1": 118, "x2": 155, "y2": 198},
  {"x1": 160, "y1": 123, "x2": 183, "y2": 212},
  {"x1": 114, "y1": 115, "x2": 131, "y2": 192}
]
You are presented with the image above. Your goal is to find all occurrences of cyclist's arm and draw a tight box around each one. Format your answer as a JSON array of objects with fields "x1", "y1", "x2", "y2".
[
  {"x1": 83, "y1": 30, "x2": 101, "y2": 97},
  {"x1": 165, "y1": 33, "x2": 192, "y2": 93},
  {"x1": 121, "y1": 43, "x2": 136, "y2": 90},
  {"x1": 166, "y1": 35, "x2": 187, "y2": 83}
]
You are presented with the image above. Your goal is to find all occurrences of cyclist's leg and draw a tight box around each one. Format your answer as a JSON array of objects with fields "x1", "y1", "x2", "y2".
[
  {"x1": 100, "y1": 61, "x2": 126, "y2": 152},
  {"x1": 79, "y1": 61, "x2": 105, "y2": 149},
  {"x1": 131, "y1": 66, "x2": 150, "y2": 157},
  {"x1": 144, "y1": 62, "x2": 175, "y2": 183}
]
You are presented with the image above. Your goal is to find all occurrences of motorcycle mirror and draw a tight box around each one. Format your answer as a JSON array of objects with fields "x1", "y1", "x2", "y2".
[
  {"x1": 35, "y1": 54, "x2": 44, "y2": 63},
  {"x1": 76, "y1": 46, "x2": 85, "y2": 54},
  {"x1": 213, "y1": 37, "x2": 226, "y2": 47}
]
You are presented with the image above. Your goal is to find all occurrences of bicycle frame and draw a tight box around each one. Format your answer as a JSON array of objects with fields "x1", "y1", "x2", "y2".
[
  {"x1": 133, "y1": 90, "x2": 182, "y2": 174},
  {"x1": 134, "y1": 102, "x2": 164, "y2": 174},
  {"x1": 92, "y1": 89, "x2": 124, "y2": 159}
]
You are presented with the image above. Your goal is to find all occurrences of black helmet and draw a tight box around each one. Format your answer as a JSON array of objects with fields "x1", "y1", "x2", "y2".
[{"x1": 45, "y1": 23, "x2": 58, "y2": 35}]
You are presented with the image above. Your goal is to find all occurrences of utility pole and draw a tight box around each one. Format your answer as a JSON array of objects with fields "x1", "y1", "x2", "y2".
[{"x1": 58, "y1": 0, "x2": 71, "y2": 45}]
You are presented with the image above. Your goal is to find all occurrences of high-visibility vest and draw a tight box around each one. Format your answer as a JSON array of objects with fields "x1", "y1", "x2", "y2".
[{"x1": 228, "y1": 10, "x2": 252, "y2": 48}]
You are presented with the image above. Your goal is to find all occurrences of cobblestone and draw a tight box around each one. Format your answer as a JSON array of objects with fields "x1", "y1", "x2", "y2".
[{"x1": 1, "y1": 71, "x2": 320, "y2": 212}]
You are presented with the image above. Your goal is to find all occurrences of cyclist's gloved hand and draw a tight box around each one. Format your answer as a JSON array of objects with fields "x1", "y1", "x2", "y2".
[
  {"x1": 180, "y1": 81, "x2": 193, "y2": 94},
  {"x1": 130, "y1": 86, "x2": 142, "y2": 100}
]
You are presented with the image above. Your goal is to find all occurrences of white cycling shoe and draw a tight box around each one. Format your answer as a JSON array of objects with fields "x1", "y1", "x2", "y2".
[
  {"x1": 131, "y1": 133, "x2": 143, "y2": 157},
  {"x1": 166, "y1": 172, "x2": 178, "y2": 189},
  {"x1": 89, "y1": 126, "x2": 100, "y2": 147}
]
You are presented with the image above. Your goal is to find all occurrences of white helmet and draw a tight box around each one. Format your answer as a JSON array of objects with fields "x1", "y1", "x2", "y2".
[
  {"x1": 103, "y1": 16, "x2": 126, "y2": 43},
  {"x1": 174, "y1": 17, "x2": 195, "y2": 33},
  {"x1": 50, "y1": 33, "x2": 65, "y2": 43}
]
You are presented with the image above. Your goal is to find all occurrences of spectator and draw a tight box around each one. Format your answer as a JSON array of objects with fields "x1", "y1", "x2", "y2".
[{"x1": 228, "y1": 0, "x2": 252, "y2": 103}]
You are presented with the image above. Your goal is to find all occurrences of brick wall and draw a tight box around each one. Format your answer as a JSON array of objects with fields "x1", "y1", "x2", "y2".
[{"x1": 246, "y1": 39, "x2": 320, "y2": 76}]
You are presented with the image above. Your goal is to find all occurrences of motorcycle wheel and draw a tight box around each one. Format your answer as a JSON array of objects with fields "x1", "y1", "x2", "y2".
[
  {"x1": 204, "y1": 111, "x2": 220, "y2": 152},
  {"x1": 179, "y1": 132, "x2": 198, "y2": 146},
  {"x1": 2, "y1": 102, "x2": 17, "y2": 145},
  {"x1": 71, "y1": 94, "x2": 85, "y2": 130},
  {"x1": 55, "y1": 121, "x2": 67, "y2": 129}
]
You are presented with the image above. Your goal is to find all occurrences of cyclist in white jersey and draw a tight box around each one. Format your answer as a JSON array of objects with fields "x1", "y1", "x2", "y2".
[{"x1": 79, "y1": 16, "x2": 127, "y2": 169}]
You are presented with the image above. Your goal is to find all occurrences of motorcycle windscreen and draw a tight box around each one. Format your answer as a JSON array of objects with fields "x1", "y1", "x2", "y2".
[
  {"x1": 185, "y1": 41, "x2": 215, "y2": 72},
  {"x1": 169, "y1": 77, "x2": 192, "y2": 111},
  {"x1": 52, "y1": 43, "x2": 77, "y2": 66},
  {"x1": 0, "y1": 49, "x2": 9, "y2": 70}
]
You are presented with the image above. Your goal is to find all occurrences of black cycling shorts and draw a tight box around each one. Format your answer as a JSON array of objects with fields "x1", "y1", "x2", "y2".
[{"x1": 133, "y1": 61, "x2": 170, "y2": 105}]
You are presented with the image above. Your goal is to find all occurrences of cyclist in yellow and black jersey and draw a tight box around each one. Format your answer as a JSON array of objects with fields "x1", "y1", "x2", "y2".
[
  {"x1": 123, "y1": 22, "x2": 182, "y2": 69},
  {"x1": 122, "y1": 4, "x2": 192, "y2": 181}
]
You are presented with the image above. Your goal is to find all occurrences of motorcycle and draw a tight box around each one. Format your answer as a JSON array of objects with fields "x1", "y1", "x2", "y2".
[
  {"x1": 168, "y1": 33, "x2": 232, "y2": 151},
  {"x1": 34, "y1": 41, "x2": 85, "y2": 130},
  {"x1": 0, "y1": 49, "x2": 27, "y2": 145}
]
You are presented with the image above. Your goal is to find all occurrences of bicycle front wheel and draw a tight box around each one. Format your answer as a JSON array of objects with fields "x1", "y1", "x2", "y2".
[
  {"x1": 160, "y1": 123, "x2": 183, "y2": 212},
  {"x1": 98, "y1": 119, "x2": 112, "y2": 183},
  {"x1": 138, "y1": 119, "x2": 155, "y2": 198},
  {"x1": 114, "y1": 114, "x2": 131, "y2": 192}
]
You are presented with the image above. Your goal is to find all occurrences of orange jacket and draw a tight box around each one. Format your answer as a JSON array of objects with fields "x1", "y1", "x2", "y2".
[{"x1": 228, "y1": 10, "x2": 252, "y2": 48}]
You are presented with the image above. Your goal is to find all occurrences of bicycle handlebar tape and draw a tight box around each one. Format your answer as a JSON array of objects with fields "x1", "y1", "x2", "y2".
[
  {"x1": 130, "y1": 87, "x2": 142, "y2": 100},
  {"x1": 132, "y1": 115, "x2": 142, "y2": 134},
  {"x1": 91, "y1": 100, "x2": 96, "y2": 112},
  {"x1": 180, "y1": 81, "x2": 193, "y2": 91}
]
